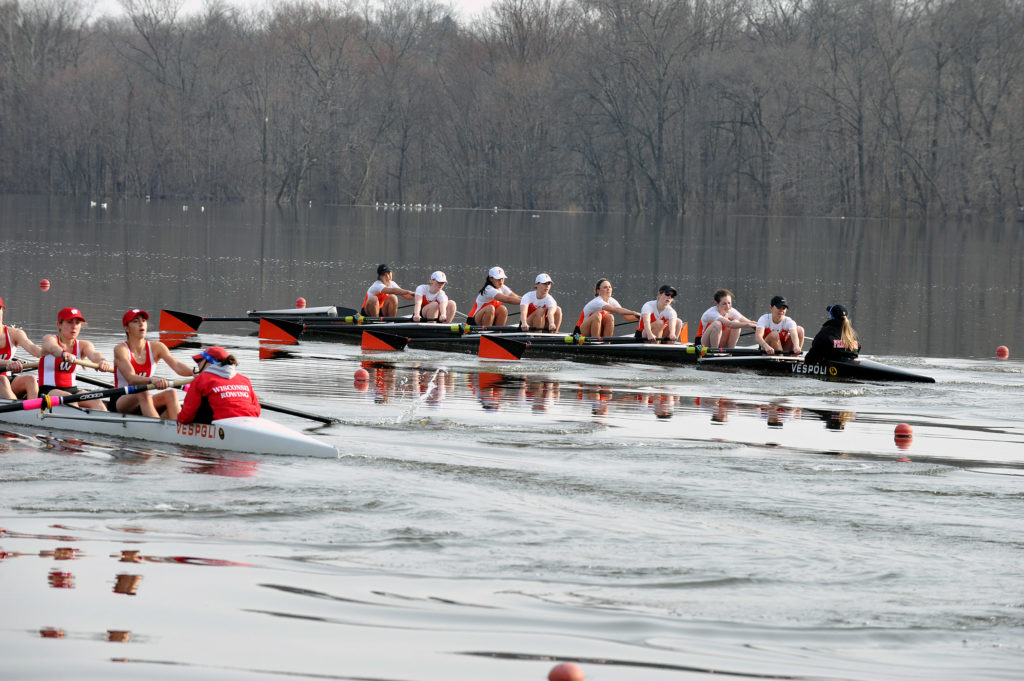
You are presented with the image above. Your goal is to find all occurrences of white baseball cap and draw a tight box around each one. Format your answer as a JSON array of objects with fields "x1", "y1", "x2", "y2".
[
  {"x1": 535, "y1": 273, "x2": 552, "y2": 284},
  {"x1": 430, "y1": 270, "x2": 447, "y2": 283},
  {"x1": 488, "y1": 266, "x2": 506, "y2": 279}
]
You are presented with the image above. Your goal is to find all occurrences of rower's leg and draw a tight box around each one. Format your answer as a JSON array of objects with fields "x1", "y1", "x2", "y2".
[
  {"x1": 364, "y1": 297, "x2": 381, "y2": 316},
  {"x1": 12, "y1": 375, "x2": 38, "y2": 399},
  {"x1": 668, "y1": 318, "x2": 683, "y2": 342},
  {"x1": 702, "y1": 321, "x2": 723, "y2": 348},
  {"x1": 526, "y1": 309, "x2": 544, "y2": 330},
  {"x1": 475, "y1": 306, "x2": 496, "y2": 326},
  {"x1": 765, "y1": 331, "x2": 784, "y2": 353},
  {"x1": 0, "y1": 376, "x2": 14, "y2": 400},
  {"x1": 551, "y1": 308, "x2": 563, "y2": 332},
  {"x1": 578, "y1": 315, "x2": 598, "y2": 336},
  {"x1": 154, "y1": 391, "x2": 181, "y2": 420},
  {"x1": 382, "y1": 295, "x2": 399, "y2": 317},
  {"x1": 420, "y1": 301, "x2": 440, "y2": 321},
  {"x1": 600, "y1": 314, "x2": 614, "y2": 337},
  {"x1": 494, "y1": 306, "x2": 509, "y2": 325},
  {"x1": 444, "y1": 301, "x2": 457, "y2": 323},
  {"x1": 720, "y1": 326, "x2": 741, "y2": 348}
]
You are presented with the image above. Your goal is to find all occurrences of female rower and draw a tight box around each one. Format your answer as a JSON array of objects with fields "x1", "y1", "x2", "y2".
[
  {"x1": 636, "y1": 285, "x2": 683, "y2": 343},
  {"x1": 754, "y1": 295, "x2": 805, "y2": 355},
  {"x1": 696, "y1": 288, "x2": 757, "y2": 348},
  {"x1": 467, "y1": 266, "x2": 521, "y2": 326},
  {"x1": 362, "y1": 264, "x2": 415, "y2": 317},
  {"x1": 113, "y1": 309, "x2": 195, "y2": 419},
  {"x1": 519, "y1": 273, "x2": 562, "y2": 332},
  {"x1": 177, "y1": 346, "x2": 261, "y2": 425},
  {"x1": 39, "y1": 307, "x2": 113, "y2": 410},
  {"x1": 0, "y1": 296, "x2": 44, "y2": 400},
  {"x1": 804, "y1": 304, "x2": 860, "y2": 364},
  {"x1": 575, "y1": 279, "x2": 641, "y2": 338},
  {"x1": 412, "y1": 271, "x2": 457, "y2": 323}
]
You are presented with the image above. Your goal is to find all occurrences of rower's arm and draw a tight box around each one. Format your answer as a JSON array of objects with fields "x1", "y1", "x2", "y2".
[
  {"x1": 153, "y1": 342, "x2": 196, "y2": 377},
  {"x1": 11, "y1": 328, "x2": 44, "y2": 358},
  {"x1": 495, "y1": 291, "x2": 521, "y2": 305}
]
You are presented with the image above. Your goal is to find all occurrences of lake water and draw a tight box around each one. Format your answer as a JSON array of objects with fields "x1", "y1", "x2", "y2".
[{"x1": 0, "y1": 195, "x2": 1022, "y2": 680}]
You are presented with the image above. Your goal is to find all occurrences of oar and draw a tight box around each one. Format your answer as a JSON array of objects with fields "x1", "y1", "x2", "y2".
[
  {"x1": 3, "y1": 360, "x2": 40, "y2": 372},
  {"x1": 361, "y1": 330, "x2": 409, "y2": 352},
  {"x1": 0, "y1": 378, "x2": 193, "y2": 414},
  {"x1": 76, "y1": 370, "x2": 340, "y2": 426},
  {"x1": 74, "y1": 358, "x2": 114, "y2": 372}
]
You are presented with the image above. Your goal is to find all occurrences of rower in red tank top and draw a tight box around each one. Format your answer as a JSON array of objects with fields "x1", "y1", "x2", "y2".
[
  {"x1": 113, "y1": 309, "x2": 195, "y2": 419},
  {"x1": 0, "y1": 296, "x2": 45, "y2": 400},
  {"x1": 39, "y1": 307, "x2": 112, "y2": 410}
]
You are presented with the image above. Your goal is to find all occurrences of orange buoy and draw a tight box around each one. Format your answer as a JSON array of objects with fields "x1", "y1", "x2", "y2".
[
  {"x1": 40, "y1": 278, "x2": 51, "y2": 291},
  {"x1": 894, "y1": 423, "x2": 913, "y2": 438},
  {"x1": 354, "y1": 368, "x2": 370, "y2": 390},
  {"x1": 548, "y1": 662, "x2": 584, "y2": 681},
  {"x1": 894, "y1": 436, "x2": 913, "y2": 451},
  {"x1": 296, "y1": 297, "x2": 307, "y2": 309},
  {"x1": 996, "y1": 345, "x2": 1009, "y2": 359}
]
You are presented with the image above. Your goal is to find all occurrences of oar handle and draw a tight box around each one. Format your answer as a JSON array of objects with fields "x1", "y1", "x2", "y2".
[
  {"x1": 3, "y1": 359, "x2": 40, "y2": 372},
  {"x1": 73, "y1": 358, "x2": 114, "y2": 372}
]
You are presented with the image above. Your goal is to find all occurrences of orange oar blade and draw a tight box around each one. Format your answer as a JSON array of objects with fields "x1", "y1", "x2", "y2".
[
  {"x1": 158, "y1": 331, "x2": 198, "y2": 350},
  {"x1": 680, "y1": 322, "x2": 689, "y2": 345},
  {"x1": 258, "y1": 318, "x2": 302, "y2": 343},
  {"x1": 479, "y1": 335, "x2": 526, "y2": 360},
  {"x1": 160, "y1": 309, "x2": 203, "y2": 333},
  {"x1": 361, "y1": 331, "x2": 408, "y2": 351}
]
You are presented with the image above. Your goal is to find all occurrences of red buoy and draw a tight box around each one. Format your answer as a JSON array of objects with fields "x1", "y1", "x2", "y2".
[
  {"x1": 996, "y1": 345, "x2": 1009, "y2": 359},
  {"x1": 894, "y1": 423, "x2": 913, "y2": 437},
  {"x1": 296, "y1": 297, "x2": 307, "y2": 309},
  {"x1": 548, "y1": 662, "x2": 584, "y2": 681},
  {"x1": 40, "y1": 278, "x2": 51, "y2": 291},
  {"x1": 354, "y1": 368, "x2": 370, "y2": 391}
]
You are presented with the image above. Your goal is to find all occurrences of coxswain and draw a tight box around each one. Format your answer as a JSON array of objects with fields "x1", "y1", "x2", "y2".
[
  {"x1": 636, "y1": 285, "x2": 683, "y2": 343},
  {"x1": 177, "y1": 346, "x2": 261, "y2": 425},
  {"x1": 754, "y1": 296, "x2": 805, "y2": 355},
  {"x1": 0, "y1": 296, "x2": 45, "y2": 400},
  {"x1": 112, "y1": 309, "x2": 195, "y2": 419},
  {"x1": 574, "y1": 279, "x2": 641, "y2": 338},
  {"x1": 804, "y1": 304, "x2": 860, "y2": 364},
  {"x1": 39, "y1": 307, "x2": 113, "y2": 410},
  {"x1": 467, "y1": 266, "x2": 521, "y2": 326},
  {"x1": 361, "y1": 264, "x2": 414, "y2": 317},
  {"x1": 519, "y1": 273, "x2": 562, "y2": 332},
  {"x1": 412, "y1": 271, "x2": 457, "y2": 323},
  {"x1": 696, "y1": 288, "x2": 757, "y2": 348}
]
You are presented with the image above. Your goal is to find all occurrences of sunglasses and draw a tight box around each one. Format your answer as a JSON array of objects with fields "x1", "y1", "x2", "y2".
[{"x1": 661, "y1": 291, "x2": 676, "y2": 298}]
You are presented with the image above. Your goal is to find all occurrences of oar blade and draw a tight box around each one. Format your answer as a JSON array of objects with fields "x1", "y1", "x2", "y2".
[
  {"x1": 479, "y1": 336, "x2": 527, "y2": 360},
  {"x1": 258, "y1": 318, "x2": 304, "y2": 343},
  {"x1": 680, "y1": 322, "x2": 689, "y2": 345},
  {"x1": 159, "y1": 331, "x2": 199, "y2": 350},
  {"x1": 160, "y1": 309, "x2": 204, "y2": 333},
  {"x1": 361, "y1": 330, "x2": 408, "y2": 352}
]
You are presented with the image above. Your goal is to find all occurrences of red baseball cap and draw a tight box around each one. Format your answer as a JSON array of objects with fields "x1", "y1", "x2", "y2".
[
  {"x1": 192, "y1": 346, "x2": 229, "y2": 364},
  {"x1": 122, "y1": 308, "x2": 149, "y2": 326},
  {"x1": 57, "y1": 307, "x2": 86, "y2": 323}
]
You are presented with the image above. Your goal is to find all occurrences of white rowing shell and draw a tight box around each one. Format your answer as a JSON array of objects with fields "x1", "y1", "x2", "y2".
[{"x1": 0, "y1": 404, "x2": 338, "y2": 458}]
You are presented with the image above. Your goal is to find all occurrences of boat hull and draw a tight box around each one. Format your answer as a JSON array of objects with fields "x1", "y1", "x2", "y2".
[
  {"x1": 0, "y1": 404, "x2": 339, "y2": 457},
  {"x1": 696, "y1": 355, "x2": 935, "y2": 383}
]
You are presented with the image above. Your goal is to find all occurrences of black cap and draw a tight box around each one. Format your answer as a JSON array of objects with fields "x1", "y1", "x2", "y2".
[
  {"x1": 658, "y1": 284, "x2": 678, "y2": 297},
  {"x1": 770, "y1": 295, "x2": 788, "y2": 308},
  {"x1": 376, "y1": 263, "x2": 392, "y2": 276},
  {"x1": 827, "y1": 304, "x2": 848, "y2": 319}
]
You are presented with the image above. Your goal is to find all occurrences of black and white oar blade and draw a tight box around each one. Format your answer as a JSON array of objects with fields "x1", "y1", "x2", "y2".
[
  {"x1": 160, "y1": 309, "x2": 204, "y2": 333},
  {"x1": 361, "y1": 330, "x2": 408, "y2": 351},
  {"x1": 258, "y1": 318, "x2": 304, "y2": 343},
  {"x1": 479, "y1": 335, "x2": 527, "y2": 360}
]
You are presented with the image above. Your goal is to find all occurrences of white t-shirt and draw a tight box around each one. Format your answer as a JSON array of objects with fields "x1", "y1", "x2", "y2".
[
  {"x1": 474, "y1": 284, "x2": 512, "y2": 307},
  {"x1": 582, "y1": 295, "x2": 620, "y2": 317},
  {"x1": 521, "y1": 290, "x2": 558, "y2": 311},
  {"x1": 700, "y1": 305, "x2": 743, "y2": 327},
  {"x1": 368, "y1": 279, "x2": 401, "y2": 297},
  {"x1": 415, "y1": 284, "x2": 448, "y2": 306},
  {"x1": 640, "y1": 300, "x2": 678, "y2": 322},
  {"x1": 756, "y1": 313, "x2": 797, "y2": 334}
]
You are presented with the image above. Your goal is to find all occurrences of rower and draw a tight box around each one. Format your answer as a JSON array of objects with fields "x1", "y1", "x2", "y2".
[
  {"x1": 754, "y1": 296, "x2": 805, "y2": 355},
  {"x1": 519, "y1": 273, "x2": 562, "y2": 333},
  {"x1": 0, "y1": 296, "x2": 45, "y2": 400},
  {"x1": 467, "y1": 266, "x2": 521, "y2": 326},
  {"x1": 112, "y1": 309, "x2": 195, "y2": 419},
  {"x1": 696, "y1": 288, "x2": 757, "y2": 348},
  {"x1": 804, "y1": 304, "x2": 860, "y2": 364},
  {"x1": 574, "y1": 279, "x2": 641, "y2": 338},
  {"x1": 39, "y1": 307, "x2": 113, "y2": 410},
  {"x1": 636, "y1": 285, "x2": 683, "y2": 343},
  {"x1": 361, "y1": 264, "x2": 414, "y2": 317},
  {"x1": 177, "y1": 346, "x2": 261, "y2": 425},
  {"x1": 412, "y1": 271, "x2": 457, "y2": 323}
]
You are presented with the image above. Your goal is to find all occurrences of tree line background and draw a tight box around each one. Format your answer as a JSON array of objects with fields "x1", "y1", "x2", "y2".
[{"x1": 2, "y1": 0, "x2": 1022, "y2": 217}]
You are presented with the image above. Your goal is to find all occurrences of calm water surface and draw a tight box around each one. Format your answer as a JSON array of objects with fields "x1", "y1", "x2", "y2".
[{"x1": 0, "y1": 196, "x2": 1022, "y2": 680}]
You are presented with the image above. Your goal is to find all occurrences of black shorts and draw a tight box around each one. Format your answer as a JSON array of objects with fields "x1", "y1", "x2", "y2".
[{"x1": 38, "y1": 385, "x2": 86, "y2": 396}]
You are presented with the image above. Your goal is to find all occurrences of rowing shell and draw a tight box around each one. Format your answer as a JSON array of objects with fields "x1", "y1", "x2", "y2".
[
  {"x1": 0, "y1": 403, "x2": 339, "y2": 457},
  {"x1": 696, "y1": 354, "x2": 935, "y2": 383}
]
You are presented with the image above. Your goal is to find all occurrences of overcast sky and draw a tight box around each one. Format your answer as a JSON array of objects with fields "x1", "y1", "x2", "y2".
[{"x1": 88, "y1": 0, "x2": 496, "y2": 21}]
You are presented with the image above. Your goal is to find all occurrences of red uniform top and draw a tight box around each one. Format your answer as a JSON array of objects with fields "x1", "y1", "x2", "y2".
[
  {"x1": 0, "y1": 326, "x2": 13, "y2": 377},
  {"x1": 39, "y1": 339, "x2": 79, "y2": 388},
  {"x1": 114, "y1": 341, "x2": 153, "y2": 388},
  {"x1": 177, "y1": 370, "x2": 261, "y2": 424}
]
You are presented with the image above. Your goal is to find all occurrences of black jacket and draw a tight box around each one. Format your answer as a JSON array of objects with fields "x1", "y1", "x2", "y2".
[{"x1": 804, "y1": 318, "x2": 859, "y2": 364}]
